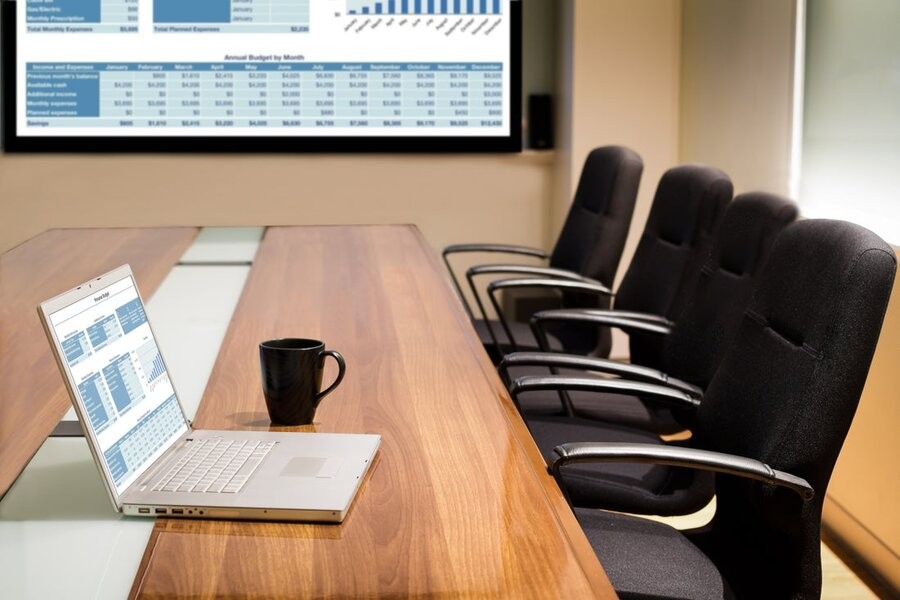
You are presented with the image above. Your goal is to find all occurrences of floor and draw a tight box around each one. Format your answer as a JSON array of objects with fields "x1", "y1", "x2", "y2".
[{"x1": 820, "y1": 542, "x2": 879, "y2": 599}]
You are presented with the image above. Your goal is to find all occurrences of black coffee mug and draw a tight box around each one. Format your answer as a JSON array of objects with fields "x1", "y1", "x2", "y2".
[{"x1": 259, "y1": 338, "x2": 346, "y2": 425}]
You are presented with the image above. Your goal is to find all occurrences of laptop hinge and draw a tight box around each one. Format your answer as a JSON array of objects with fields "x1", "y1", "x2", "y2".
[{"x1": 50, "y1": 420, "x2": 84, "y2": 437}]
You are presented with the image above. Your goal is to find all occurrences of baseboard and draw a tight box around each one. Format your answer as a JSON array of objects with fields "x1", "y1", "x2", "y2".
[{"x1": 822, "y1": 496, "x2": 899, "y2": 595}]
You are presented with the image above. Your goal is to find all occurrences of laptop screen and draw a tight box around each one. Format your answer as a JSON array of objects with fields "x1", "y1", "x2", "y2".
[{"x1": 47, "y1": 273, "x2": 188, "y2": 494}]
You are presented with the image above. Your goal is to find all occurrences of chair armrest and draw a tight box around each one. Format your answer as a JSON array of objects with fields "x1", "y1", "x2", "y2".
[
  {"x1": 485, "y1": 278, "x2": 614, "y2": 352},
  {"x1": 497, "y1": 351, "x2": 703, "y2": 398},
  {"x1": 441, "y1": 244, "x2": 549, "y2": 320},
  {"x1": 487, "y1": 277, "x2": 614, "y2": 297},
  {"x1": 530, "y1": 308, "x2": 672, "y2": 352},
  {"x1": 509, "y1": 374, "x2": 701, "y2": 411},
  {"x1": 442, "y1": 243, "x2": 550, "y2": 260},
  {"x1": 587, "y1": 310, "x2": 675, "y2": 327},
  {"x1": 464, "y1": 267, "x2": 599, "y2": 350},
  {"x1": 498, "y1": 351, "x2": 609, "y2": 386},
  {"x1": 467, "y1": 266, "x2": 595, "y2": 325},
  {"x1": 467, "y1": 264, "x2": 596, "y2": 282},
  {"x1": 549, "y1": 443, "x2": 814, "y2": 502}
]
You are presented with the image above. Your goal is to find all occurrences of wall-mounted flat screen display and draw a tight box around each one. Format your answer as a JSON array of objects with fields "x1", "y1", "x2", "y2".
[{"x1": 1, "y1": 0, "x2": 521, "y2": 151}]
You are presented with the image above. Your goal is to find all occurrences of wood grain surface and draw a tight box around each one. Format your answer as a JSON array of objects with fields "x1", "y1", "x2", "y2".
[
  {"x1": 130, "y1": 225, "x2": 615, "y2": 599},
  {"x1": 0, "y1": 227, "x2": 198, "y2": 497}
]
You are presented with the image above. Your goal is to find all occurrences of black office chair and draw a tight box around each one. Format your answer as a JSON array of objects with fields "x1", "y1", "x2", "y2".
[
  {"x1": 487, "y1": 164, "x2": 732, "y2": 368},
  {"x1": 442, "y1": 145, "x2": 643, "y2": 360},
  {"x1": 542, "y1": 219, "x2": 896, "y2": 599},
  {"x1": 502, "y1": 192, "x2": 798, "y2": 433}
]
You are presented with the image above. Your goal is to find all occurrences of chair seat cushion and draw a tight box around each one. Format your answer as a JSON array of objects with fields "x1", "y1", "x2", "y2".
[
  {"x1": 515, "y1": 389, "x2": 681, "y2": 426},
  {"x1": 474, "y1": 319, "x2": 564, "y2": 354},
  {"x1": 572, "y1": 391, "x2": 684, "y2": 435},
  {"x1": 528, "y1": 415, "x2": 714, "y2": 514},
  {"x1": 505, "y1": 363, "x2": 687, "y2": 432},
  {"x1": 575, "y1": 508, "x2": 734, "y2": 600},
  {"x1": 528, "y1": 416, "x2": 667, "y2": 506}
]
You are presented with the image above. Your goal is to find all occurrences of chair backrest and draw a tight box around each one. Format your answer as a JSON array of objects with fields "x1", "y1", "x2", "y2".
[
  {"x1": 692, "y1": 219, "x2": 896, "y2": 597},
  {"x1": 662, "y1": 192, "x2": 798, "y2": 388},
  {"x1": 546, "y1": 145, "x2": 643, "y2": 356},
  {"x1": 549, "y1": 145, "x2": 643, "y2": 287},
  {"x1": 614, "y1": 165, "x2": 733, "y2": 368}
]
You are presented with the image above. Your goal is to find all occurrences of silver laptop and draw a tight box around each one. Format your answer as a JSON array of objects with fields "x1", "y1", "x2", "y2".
[{"x1": 37, "y1": 264, "x2": 379, "y2": 522}]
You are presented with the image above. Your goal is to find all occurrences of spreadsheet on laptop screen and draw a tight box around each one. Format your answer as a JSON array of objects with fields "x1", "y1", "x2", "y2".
[{"x1": 49, "y1": 275, "x2": 188, "y2": 493}]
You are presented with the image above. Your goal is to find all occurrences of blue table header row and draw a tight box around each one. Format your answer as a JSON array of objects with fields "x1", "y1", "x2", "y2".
[{"x1": 27, "y1": 62, "x2": 504, "y2": 73}]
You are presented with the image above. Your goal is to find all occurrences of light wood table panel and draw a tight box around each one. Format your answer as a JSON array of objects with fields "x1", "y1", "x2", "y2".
[
  {"x1": 0, "y1": 227, "x2": 198, "y2": 497},
  {"x1": 131, "y1": 225, "x2": 615, "y2": 599}
]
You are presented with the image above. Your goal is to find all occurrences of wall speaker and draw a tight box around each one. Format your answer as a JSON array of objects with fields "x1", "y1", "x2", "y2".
[{"x1": 528, "y1": 94, "x2": 554, "y2": 150}]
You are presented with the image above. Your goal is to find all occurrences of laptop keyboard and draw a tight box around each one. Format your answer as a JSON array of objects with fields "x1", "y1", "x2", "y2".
[{"x1": 151, "y1": 437, "x2": 276, "y2": 494}]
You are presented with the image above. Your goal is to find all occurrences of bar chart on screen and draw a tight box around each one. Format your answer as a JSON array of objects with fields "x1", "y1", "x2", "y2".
[
  {"x1": 347, "y1": 0, "x2": 501, "y2": 16},
  {"x1": 136, "y1": 339, "x2": 166, "y2": 383}
]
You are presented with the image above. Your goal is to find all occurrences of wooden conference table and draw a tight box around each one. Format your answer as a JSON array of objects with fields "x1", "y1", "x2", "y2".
[{"x1": 0, "y1": 225, "x2": 615, "y2": 598}]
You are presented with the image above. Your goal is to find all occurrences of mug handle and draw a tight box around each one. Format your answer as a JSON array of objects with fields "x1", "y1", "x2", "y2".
[{"x1": 314, "y1": 350, "x2": 346, "y2": 406}]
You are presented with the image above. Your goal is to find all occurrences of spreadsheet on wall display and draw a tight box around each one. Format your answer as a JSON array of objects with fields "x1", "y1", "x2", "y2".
[{"x1": 2, "y1": 0, "x2": 522, "y2": 151}]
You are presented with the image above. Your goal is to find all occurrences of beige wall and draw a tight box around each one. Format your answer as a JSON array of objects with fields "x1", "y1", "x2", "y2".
[
  {"x1": 680, "y1": 0, "x2": 797, "y2": 195},
  {"x1": 0, "y1": 153, "x2": 552, "y2": 256}
]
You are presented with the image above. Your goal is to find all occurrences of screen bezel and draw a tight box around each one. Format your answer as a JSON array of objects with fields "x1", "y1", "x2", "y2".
[{"x1": 1, "y1": 0, "x2": 522, "y2": 153}]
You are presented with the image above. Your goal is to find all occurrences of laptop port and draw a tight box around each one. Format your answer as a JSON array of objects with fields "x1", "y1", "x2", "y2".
[
  {"x1": 138, "y1": 507, "x2": 150, "y2": 514},
  {"x1": 155, "y1": 508, "x2": 167, "y2": 514},
  {"x1": 171, "y1": 508, "x2": 184, "y2": 515}
]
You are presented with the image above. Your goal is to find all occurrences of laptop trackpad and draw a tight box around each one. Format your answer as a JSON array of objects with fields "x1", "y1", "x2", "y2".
[{"x1": 280, "y1": 457, "x2": 343, "y2": 479}]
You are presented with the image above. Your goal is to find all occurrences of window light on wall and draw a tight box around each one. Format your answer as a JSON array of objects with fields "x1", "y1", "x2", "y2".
[{"x1": 792, "y1": 0, "x2": 900, "y2": 246}]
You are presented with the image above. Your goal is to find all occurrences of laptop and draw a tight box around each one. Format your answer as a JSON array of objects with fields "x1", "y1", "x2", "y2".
[{"x1": 37, "y1": 264, "x2": 380, "y2": 522}]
